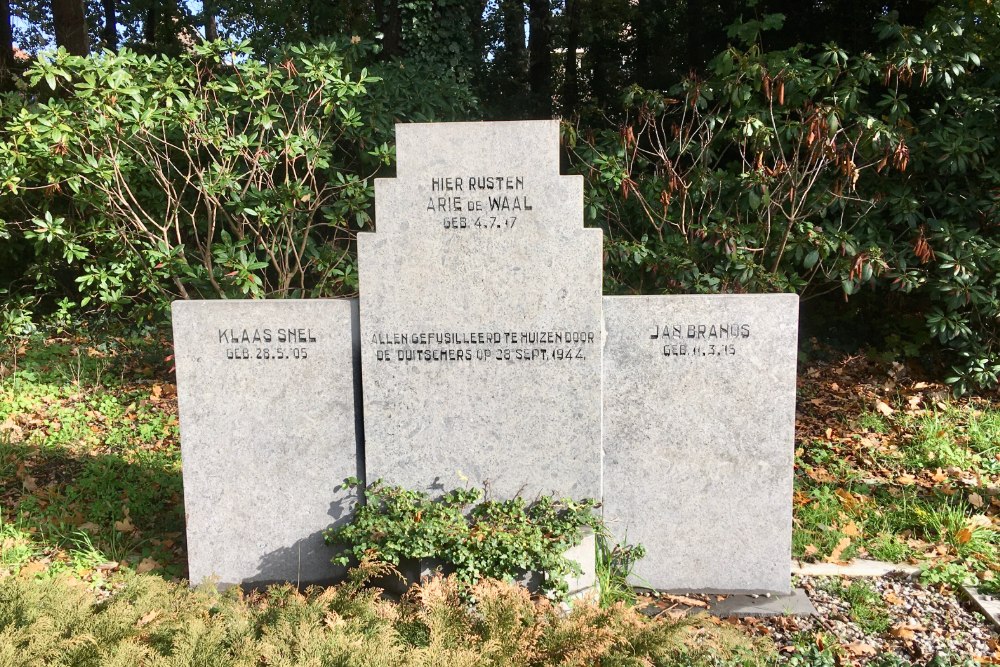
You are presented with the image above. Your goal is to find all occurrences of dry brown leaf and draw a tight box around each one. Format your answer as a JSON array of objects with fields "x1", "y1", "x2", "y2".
[
  {"x1": 932, "y1": 469, "x2": 949, "y2": 483},
  {"x1": 136, "y1": 610, "x2": 160, "y2": 628},
  {"x1": 804, "y1": 544, "x2": 819, "y2": 557},
  {"x1": 842, "y1": 522, "x2": 862, "y2": 537},
  {"x1": 969, "y1": 493, "x2": 985, "y2": 509},
  {"x1": 826, "y1": 536, "x2": 852, "y2": 563},
  {"x1": 883, "y1": 591, "x2": 904, "y2": 605},
  {"x1": 114, "y1": 516, "x2": 136, "y2": 533},
  {"x1": 845, "y1": 642, "x2": 877, "y2": 656},
  {"x1": 876, "y1": 400, "x2": 895, "y2": 417},
  {"x1": 78, "y1": 522, "x2": 100, "y2": 532},
  {"x1": 135, "y1": 557, "x2": 160, "y2": 574},
  {"x1": 890, "y1": 621, "x2": 925, "y2": 641},
  {"x1": 897, "y1": 474, "x2": 917, "y2": 486},
  {"x1": 663, "y1": 594, "x2": 708, "y2": 608},
  {"x1": 18, "y1": 561, "x2": 47, "y2": 577},
  {"x1": 808, "y1": 467, "x2": 837, "y2": 483},
  {"x1": 835, "y1": 488, "x2": 858, "y2": 509}
]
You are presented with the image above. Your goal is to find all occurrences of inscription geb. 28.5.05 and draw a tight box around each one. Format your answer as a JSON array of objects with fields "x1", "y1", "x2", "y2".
[{"x1": 217, "y1": 327, "x2": 317, "y2": 361}]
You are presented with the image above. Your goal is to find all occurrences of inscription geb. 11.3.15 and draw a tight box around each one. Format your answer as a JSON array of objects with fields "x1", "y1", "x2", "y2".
[
  {"x1": 217, "y1": 327, "x2": 318, "y2": 361},
  {"x1": 650, "y1": 322, "x2": 751, "y2": 359}
]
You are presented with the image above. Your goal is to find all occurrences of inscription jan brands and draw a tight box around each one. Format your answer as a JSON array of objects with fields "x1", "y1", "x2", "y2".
[
  {"x1": 650, "y1": 323, "x2": 752, "y2": 359},
  {"x1": 217, "y1": 327, "x2": 317, "y2": 361},
  {"x1": 371, "y1": 328, "x2": 596, "y2": 364}
]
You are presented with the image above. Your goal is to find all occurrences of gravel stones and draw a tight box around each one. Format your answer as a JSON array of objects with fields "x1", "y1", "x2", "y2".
[{"x1": 750, "y1": 575, "x2": 998, "y2": 663}]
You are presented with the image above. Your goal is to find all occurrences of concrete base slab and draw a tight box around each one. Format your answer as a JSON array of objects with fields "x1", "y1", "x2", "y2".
[
  {"x1": 709, "y1": 588, "x2": 816, "y2": 618},
  {"x1": 962, "y1": 586, "x2": 1000, "y2": 630},
  {"x1": 792, "y1": 559, "x2": 919, "y2": 578}
]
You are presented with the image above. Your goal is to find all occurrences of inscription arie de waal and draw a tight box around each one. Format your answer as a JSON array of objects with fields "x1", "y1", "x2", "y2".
[
  {"x1": 428, "y1": 175, "x2": 532, "y2": 230},
  {"x1": 217, "y1": 326, "x2": 317, "y2": 361},
  {"x1": 650, "y1": 322, "x2": 751, "y2": 358}
]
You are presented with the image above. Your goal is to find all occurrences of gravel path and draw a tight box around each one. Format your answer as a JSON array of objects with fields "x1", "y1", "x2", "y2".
[{"x1": 747, "y1": 575, "x2": 998, "y2": 664}]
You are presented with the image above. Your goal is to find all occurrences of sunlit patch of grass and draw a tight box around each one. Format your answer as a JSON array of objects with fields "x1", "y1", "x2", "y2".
[
  {"x1": 864, "y1": 532, "x2": 914, "y2": 562},
  {"x1": 0, "y1": 519, "x2": 37, "y2": 570},
  {"x1": 1, "y1": 332, "x2": 184, "y2": 581},
  {"x1": 792, "y1": 482, "x2": 865, "y2": 561},
  {"x1": 856, "y1": 410, "x2": 891, "y2": 434},
  {"x1": 837, "y1": 579, "x2": 892, "y2": 634},
  {"x1": 898, "y1": 409, "x2": 981, "y2": 470}
]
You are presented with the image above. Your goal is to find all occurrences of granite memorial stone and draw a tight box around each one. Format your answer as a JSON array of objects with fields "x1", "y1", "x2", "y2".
[
  {"x1": 602, "y1": 294, "x2": 799, "y2": 593},
  {"x1": 172, "y1": 299, "x2": 362, "y2": 588},
  {"x1": 358, "y1": 120, "x2": 603, "y2": 499}
]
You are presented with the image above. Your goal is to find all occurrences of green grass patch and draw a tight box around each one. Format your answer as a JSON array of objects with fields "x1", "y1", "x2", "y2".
[
  {"x1": 837, "y1": 579, "x2": 892, "y2": 634},
  {"x1": 1, "y1": 331, "x2": 184, "y2": 580}
]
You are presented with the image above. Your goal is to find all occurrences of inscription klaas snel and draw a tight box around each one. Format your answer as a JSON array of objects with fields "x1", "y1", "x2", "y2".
[
  {"x1": 371, "y1": 329, "x2": 598, "y2": 364},
  {"x1": 217, "y1": 326, "x2": 318, "y2": 361}
]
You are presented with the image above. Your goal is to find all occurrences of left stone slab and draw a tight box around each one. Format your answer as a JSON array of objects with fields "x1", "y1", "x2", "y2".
[{"x1": 172, "y1": 299, "x2": 362, "y2": 588}]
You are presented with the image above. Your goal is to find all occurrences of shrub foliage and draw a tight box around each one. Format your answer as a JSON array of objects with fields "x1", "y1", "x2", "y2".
[
  {"x1": 0, "y1": 39, "x2": 473, "y2": 327},
  {"x1": 570, "y1": 4, "x2": 1000, "y2": 393}
]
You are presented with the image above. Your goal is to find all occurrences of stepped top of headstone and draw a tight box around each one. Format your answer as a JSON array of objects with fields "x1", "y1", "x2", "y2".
[
  {"x1": 372, "y1": 120, "x2": 584, "y2": 237},
  {"x1": 394, "y1": 120, "x2": 562, "y2": 176}
]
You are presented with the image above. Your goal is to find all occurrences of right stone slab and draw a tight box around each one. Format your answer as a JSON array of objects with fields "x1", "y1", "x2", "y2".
[{"x1": 602, "y1": 294, "x2": 799, "y2": 594}]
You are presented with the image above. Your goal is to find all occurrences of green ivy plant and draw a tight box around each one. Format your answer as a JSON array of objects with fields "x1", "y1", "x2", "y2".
[{"x1": 324, "y1": 478, "x2": 601, "y2": 599}]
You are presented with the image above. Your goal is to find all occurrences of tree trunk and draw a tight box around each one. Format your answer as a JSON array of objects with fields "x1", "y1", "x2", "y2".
[
  {"x1": 0, "y1": 0, "x2": 13, "y2": 89},
  {"x1": 683, "y1": 0, "x2": 699, "y2": 71},
  {"x1": 562, "y1": 0, "x2": 581, "y2": 117},
  {"x1": 143, "y1": 2, "x2": 156, "y2": 45},
  {"x1": 52, "y1": 0, "x2": 90, "y2": 55},
  {"x1": 467, "y1": 0, "x2": 488, "y2": 66},
  {"x1": 527, "y1": 0, "x2": 551, "y2": 115},
  {"x1": 500, "y1": 0, "x2": 526, "y2": 80},
  {"x1": 375, "y1": 0, "x2": 402, "y2": 58},
  {"x1": 204, "y1": 0, "x2": 219, "y2": 41},
  {"x1": 101, "y1": 0, "x2": 117, "y2": 49}
]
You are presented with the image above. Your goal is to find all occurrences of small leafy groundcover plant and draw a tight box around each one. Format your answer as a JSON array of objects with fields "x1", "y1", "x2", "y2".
[{"x1": 324, "y1": 478, "x2": 600, "y2": 598}]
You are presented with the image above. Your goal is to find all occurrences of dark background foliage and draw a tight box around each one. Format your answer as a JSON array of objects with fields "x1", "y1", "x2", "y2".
[{"x1": 0, "y1": 0, "x2": 997, "y2": 393}]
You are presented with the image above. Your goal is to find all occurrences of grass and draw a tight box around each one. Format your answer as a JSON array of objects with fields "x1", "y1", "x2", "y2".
[
  {"x1": 0, "y1": 564, "x2": 774, "y2": 667},
  {"x1": 3, "y1": 330, "x2": 1000, "y2": 664},
  {"x1": 837, "y1": 579, "x2": 892, "y2": 634},
  {"x1": 0, "y1": 331, "x2": 184, "y2": 584},
  {"x1": 794, "y1": 353, "x2": 1000, "y2": 594}
]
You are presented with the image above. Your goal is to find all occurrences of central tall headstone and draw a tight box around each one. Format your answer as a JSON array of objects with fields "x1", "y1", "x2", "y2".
[{"x1": 359, "y1": 121, "x2": 603, "y2": 500}]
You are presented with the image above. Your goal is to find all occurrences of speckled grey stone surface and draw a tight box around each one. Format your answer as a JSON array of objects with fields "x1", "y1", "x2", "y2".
[
  {"x1": 358, "y1": 121, "x2": 603, "y2": 500},
  {"x1": 602, "y1": 294, "x2": 799, "y2": 594},
  {"x1": 172, "y1": 299, "x2": 362, "y2": 588}
]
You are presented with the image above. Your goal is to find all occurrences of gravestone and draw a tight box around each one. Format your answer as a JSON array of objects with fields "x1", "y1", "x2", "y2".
[
  {"x1": 172, "y1": 299, "x2": 362, "y2": 588},
  {"x1": 358, "y1": 121, "x2": 603, "y2": 500},
  {"x1": 602, "y1": 294, "x2": 799, "y2": 593}
]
